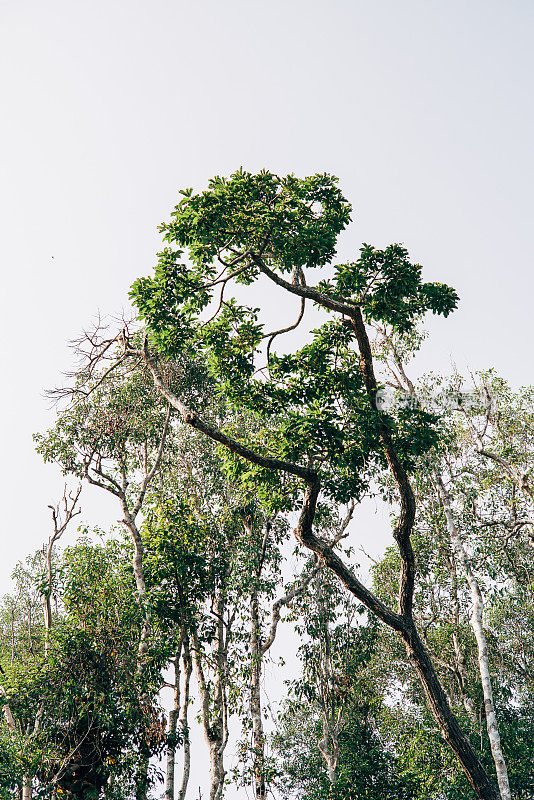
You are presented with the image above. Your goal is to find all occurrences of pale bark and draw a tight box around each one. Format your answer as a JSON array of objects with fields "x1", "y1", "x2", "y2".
[
  {"x1": 437, "y1": 475, "x2": 512, "y2": 800},
  {"x1": 250, "y1": 590, "x2": 266, "y2": 800},
  {"x1": 446, "y1": 547, "x2": 478, "y2": 723},
  {"x1": 121, "y1": 507, "x2": 150, "y2": 665},
  {"x1": 452, "y1": 620, "x2": 478, "y2": 723},
  {"x1": 315, "y1": 571, "x2": 340, "y2": 784},
  {"x1": 177, "y1": 640, "x2": 193, "y2": 800},
  {"x1": 22, "y1": 776, "x2": 32, "y2": 800},
  {"x1": 0, "y1": 684, "x2": 16, "y2": 732},
  {"x1": 318, "y1": 716, "x2": 339, "y2": 785},
  {"x1": 165, "y1": 639, "x2": 183, "y2": 800},
  {"x1": 190, "y1": 608, "x2": 228, "y2": 800},
  {"x1": 164, "y1": 632, "x2": 193, "y2": 800},
  {"x1": 44, "y1": 486, "x2": 82, "y2": 652}
]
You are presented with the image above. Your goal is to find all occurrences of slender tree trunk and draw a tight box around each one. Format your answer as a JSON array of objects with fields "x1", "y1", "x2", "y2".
[
  {"x1": 0, "y1": 686, "x2": 16, "y2": 732},
  {"x1": 315, "y1": 570, "x2": 339, "y2": 785},
  {"x1": 438, "y1": 476, "x2": 512, "y2": 800},
  {"x1": 122, "y1": 513, "x2": 151, "y2": 666},
  {"x1": 318, "y1": 715, "x2": 338, "y2": 785},
  {"x1": 452, "y1": 628, "x2": 478, "y2": 723},
  {"x1": 22, "y1": 776, "x2": 32, "y2": 800},
  {"x1": 190, "y1": 620, "x2": 227, "y2": 800},
  {"x1": 165, "y1": 632, "x2": 193, "y2": 800},
  {"x1": 445, "y1": 547, "x2": 478, "y2": 723},
  {"x1": 178, "y1": 639, "x2": 193, "y2": 800},
  {"x1": 250, "y1": 590, "x2": 266, "y2": 800},
  {"x1": 165, "y1": 636, "x2": 183, "y2": 800},
  {"x1": 122, "y1": 514, "x2": 150, "y2": 800}
]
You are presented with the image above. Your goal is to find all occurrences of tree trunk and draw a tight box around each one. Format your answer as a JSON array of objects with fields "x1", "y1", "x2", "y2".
[
  {"x1": 21, "y1": 776, "x2": 32, "y2": 800},
  {"x1": 250, "y1": 590, "x2": 266, "y2": 800},
  {"x1": 165, "y1": 640, "x2": 183, "y2": 800},
  {"x1": 294, "y1": 480, "x2": 502, "y2": 800},
  {"x1": 438, "y1": 476, "x2": 512, "y2": 800},
  {"x1": 178, "y1": 639, "x2": 192, "y2": 800},
  {"x1": 191, "y1": 621, "x2": 227, "y2": 800},
  {"x1": 401, "y1": 620, "x2": 502, "y2": 800},
  {"x1": 317, "y1": 715, "x2": 338, "y2": 785},
  {"x1": 315, "y1": 570, "x2": 339, "y2": 785},
  {"x1": 444, "y1": 546, "x2": 478, "y2": 723},
  {"x1": 122, "y1": 513, "x2": 151, "y2": 667}
]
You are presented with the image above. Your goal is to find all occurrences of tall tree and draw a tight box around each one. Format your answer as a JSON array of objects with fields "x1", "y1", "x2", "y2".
[
  {"x1": 35, "y1": 358, "x2": 172, "y2": 669},
  {"x1": 126, "y1": 169, "x2": 500, "y2": 798}
]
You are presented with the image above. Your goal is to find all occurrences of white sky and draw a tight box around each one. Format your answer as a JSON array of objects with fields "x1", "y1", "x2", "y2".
[{"x1": 1, "y1": 0, "x2": 534, "y2": 796}]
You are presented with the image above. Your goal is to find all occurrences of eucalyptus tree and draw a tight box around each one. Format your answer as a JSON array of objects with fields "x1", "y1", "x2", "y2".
[
  {"x1": 372, "y1": 330, "x2": 534, "y2": 797},
  {"x1": 142, "y1": 422, "x2": 261, "y2": 800},
  {"x1": 123, "y1": 169, "x2": 502, "y2": 798},
  {"x1": 35, "y1": 356, "x2": 172, "y2": 667}
]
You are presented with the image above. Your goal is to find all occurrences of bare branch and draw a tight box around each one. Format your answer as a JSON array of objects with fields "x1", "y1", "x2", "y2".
[{"x1": 131, "y1": 403, "x2": 172, "y2": 519}]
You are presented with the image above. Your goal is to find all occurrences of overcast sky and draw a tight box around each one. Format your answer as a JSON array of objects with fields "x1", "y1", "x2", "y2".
[{"x1": 1, "y1": 0, "x2": 533, "y2": 795}]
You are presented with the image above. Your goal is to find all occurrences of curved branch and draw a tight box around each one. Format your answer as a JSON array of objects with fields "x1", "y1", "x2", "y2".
[
  {"x1": 134, "y1": 338, "x2": 316, "y2": 483},
  {"x1": 293, "y1": 480, "x2": 405, "y2": 632},
  {"x1": 265, "y1": 296, "x2": 305, "y2": 364},
  {"x1": 349, "y1": 307, "x2": 416, "y2": 619},
  {"x1": 260, "y1": 560, "x2": 321, "y2": 656},
  {"x1": 253, "y1": 257, "x2": 358, "y2": 316}
]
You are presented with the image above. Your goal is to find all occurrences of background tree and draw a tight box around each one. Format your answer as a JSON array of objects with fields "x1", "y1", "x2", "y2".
[
  {"x1": 35, "y1": 356, "x2": 173, "y2": 670},
  {"x1": 370, "y1": 333, "x2": 534, "y2": 798},
  {"x1": 0, "y1": 536, "x2": 167, "y2": 799},
  {"x1": 273, "y1": 565, "x2": 414, "y2": 799}
]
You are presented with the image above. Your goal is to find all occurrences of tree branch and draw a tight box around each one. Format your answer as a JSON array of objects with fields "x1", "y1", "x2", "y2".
[{"x1": 132, "y1": 337, "x2": 316, "y2": 483}]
